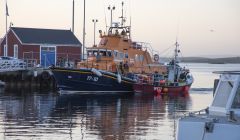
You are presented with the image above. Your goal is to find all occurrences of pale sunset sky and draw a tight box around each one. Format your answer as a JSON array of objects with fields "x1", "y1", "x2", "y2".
[{"x1": 0, "y1": 0, "x2": 239, "y2": 57}]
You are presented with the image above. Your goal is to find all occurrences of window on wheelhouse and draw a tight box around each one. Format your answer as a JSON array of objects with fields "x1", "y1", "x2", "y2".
[
  {"x1": 125, "y1": 53, "x2": 128, "y2": 58},
  {"x1": 113, "y1": 50, "x2": 125, "y2": 61},
  {"x1": 119, "y1": 52, "x2": 124, "y2": 60},
  {"x1": 113, "y1": 50, "x2": 118, "y2": 58},
  {"x1": 107, "y1": 50, "x2": 112, "y2": 57},
  {"x1": 87, "y1": 50, "x2": 93, "y2": 57},
  {"x1": 93, "y1": 50, "x2": 98, "y2": 56},
  {"x1": 99, "y1": 50, "x2": 107, "y2": 57},
  {"x1": 135, "y1": 54, "x2": 138, "y2": 61},
  {"x1": 140, "y1": 55, "x2": 144, "y2": 62},
  {"x1": 212, "y1": 81, "x2": 234, "y2": 108},
  {"x1": 87, "y1": 49, "x2": 99, "y2": 57}
]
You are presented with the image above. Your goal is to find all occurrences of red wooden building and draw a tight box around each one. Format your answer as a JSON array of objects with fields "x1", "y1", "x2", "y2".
[{"x1": 0, "y1": 27, "x2": 82, "y2": 67}]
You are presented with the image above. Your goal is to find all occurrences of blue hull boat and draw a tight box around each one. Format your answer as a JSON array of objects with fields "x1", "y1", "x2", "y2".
[{"x1": 51, "y1": 67, "x2": 135, "y2": 94}]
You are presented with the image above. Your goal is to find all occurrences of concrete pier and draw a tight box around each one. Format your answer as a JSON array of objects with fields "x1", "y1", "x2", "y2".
[{"x1": 0, "y1": 68, "x2": 56, "y2": 91}]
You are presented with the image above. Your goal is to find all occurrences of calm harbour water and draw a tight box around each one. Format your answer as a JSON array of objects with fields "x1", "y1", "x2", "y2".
[{"x1": 0, "y1": 63, "x2": 239, "y2": 140}]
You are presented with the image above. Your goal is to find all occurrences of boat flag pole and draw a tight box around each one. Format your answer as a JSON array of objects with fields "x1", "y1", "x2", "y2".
[{"x1": 5, "y1": 0, "x2": 9, "y2": 57}]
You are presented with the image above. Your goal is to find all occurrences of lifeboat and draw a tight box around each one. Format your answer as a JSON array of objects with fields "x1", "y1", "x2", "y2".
[{"x1": 51, "y1": 2, "x2": 166, "y2": 94}]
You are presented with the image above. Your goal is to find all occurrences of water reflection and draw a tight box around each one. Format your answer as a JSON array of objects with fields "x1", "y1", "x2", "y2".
[
  {"x1": 0, "y1": 92, "x2": 192, "y2": 140},
  {"x1": 1, "y1": 63, "x2": 236, "y2": 139}
]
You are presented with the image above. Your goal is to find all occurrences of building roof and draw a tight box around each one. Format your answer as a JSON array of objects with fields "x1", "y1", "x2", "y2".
[{"x1": 11, "y1": 27, "x2": 82, "y2": 46}]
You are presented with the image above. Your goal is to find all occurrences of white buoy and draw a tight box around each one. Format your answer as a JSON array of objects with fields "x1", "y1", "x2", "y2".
[
  {"x1": 34, "y1": 71, "x2": 38, "y2": 77},
  {"x1": 91, "y1": 68, "x2": 102, "y2": 77},
  {"x1": 117, "y1": 73, "x2": 121, "y2": 83}
]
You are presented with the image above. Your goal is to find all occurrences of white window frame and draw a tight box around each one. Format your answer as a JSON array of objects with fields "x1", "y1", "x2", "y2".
[
  {"x1": 14, "y1": 44, "x2": 18, "y2": 58},
  {"x1": 3, "y1": 45, "x2": 7, "y2": 56}
]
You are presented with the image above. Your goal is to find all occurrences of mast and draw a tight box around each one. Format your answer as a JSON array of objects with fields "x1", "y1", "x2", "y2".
[
  {"x1": 173, "y1": 41, "x2": 179, "y2": 82},
  {"x1": 129, "y1": 0, "x2": 132, "y2": 39},
  {"x1": 72, "y1": 0, "x2": 75, "y2": 33},
  {"x1": 121, "y1": 1, "x2": 124, "y2": 27},
  {"x1": 5, "y1": 0, "x2": 9, "y2": 57},
  {"x1": 82, "y1": 0, "x2": 86, "y2": 60},
  {"x1": 6, "y1": 11, "x2": 8, "y2": 57}
]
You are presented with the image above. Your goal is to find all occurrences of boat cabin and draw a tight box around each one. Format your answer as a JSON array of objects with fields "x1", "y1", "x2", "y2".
[{"x1": 209, "y1": 71, "x2": 240, "y2": 116}]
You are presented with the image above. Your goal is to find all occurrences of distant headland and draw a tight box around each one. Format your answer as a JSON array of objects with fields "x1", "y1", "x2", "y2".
[{"x1": 160, "y1": 57, "x2": 240, "y2": 64}]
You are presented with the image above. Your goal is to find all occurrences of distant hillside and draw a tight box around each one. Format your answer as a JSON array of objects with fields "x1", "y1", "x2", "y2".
[{"x1": 160, "y1": 57, "x2": 240, "y2": 64}]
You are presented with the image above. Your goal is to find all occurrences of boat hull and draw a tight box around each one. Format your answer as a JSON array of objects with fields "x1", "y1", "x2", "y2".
[
  {"x1": 156, "y1": 84, "x2": 191, "y2": 96},
  {"x1": 133, "y1": 83, "x2": 155, "y2": 94},
  {"x1": 51, "y1": 67, "x2": 135, "y2": 94},
  {"x1": 133, "y1": 83, "x2": 190, "y2": 96},
  {"x1": 177, "y1": 115, "x2": 240, "y2": 140}
]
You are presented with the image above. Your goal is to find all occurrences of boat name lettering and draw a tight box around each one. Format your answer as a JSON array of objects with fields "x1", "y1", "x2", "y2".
[{"x1": 87, "y1": 76, "x2": 98, "y2": 82}]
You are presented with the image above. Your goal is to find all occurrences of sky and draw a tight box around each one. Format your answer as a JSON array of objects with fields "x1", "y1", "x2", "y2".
[{"x1": 0, "y1": 0, "x2": 240, "y2": 57}]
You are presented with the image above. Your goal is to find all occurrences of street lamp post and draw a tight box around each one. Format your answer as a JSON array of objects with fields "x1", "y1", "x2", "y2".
[
  {"x1": 92, "y1": 19, "x2": 98, "y2": 47},
  {"x1": 108, "y1": 5, "x2": 115, "y2": 27}
]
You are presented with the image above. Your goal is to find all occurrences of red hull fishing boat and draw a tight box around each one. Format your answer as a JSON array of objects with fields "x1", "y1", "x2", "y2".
[
  {"x1": 157, "y1": 41, "x2": 193, "y2": 96},
  {"x1": 133, "y1": 41, "x2": 193, "y2": 96}
]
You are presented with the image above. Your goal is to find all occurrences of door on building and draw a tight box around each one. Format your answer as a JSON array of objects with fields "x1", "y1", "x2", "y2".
[{"x1": 41, "y1": 46, "x2": 56, "y2": 68}]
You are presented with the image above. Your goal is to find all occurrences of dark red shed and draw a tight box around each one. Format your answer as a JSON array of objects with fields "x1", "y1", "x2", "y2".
[{"x1": 0, "y1": 27, "x2": 82, "y2": 67}]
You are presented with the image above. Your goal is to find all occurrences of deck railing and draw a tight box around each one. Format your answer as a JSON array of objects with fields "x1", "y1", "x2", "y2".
[
  {"x1": 23, "y1": 52, "x2": 81, "y2": 68},
  {"x1": 0, "y1": 58, "x2": 26, "y2": 72}
]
